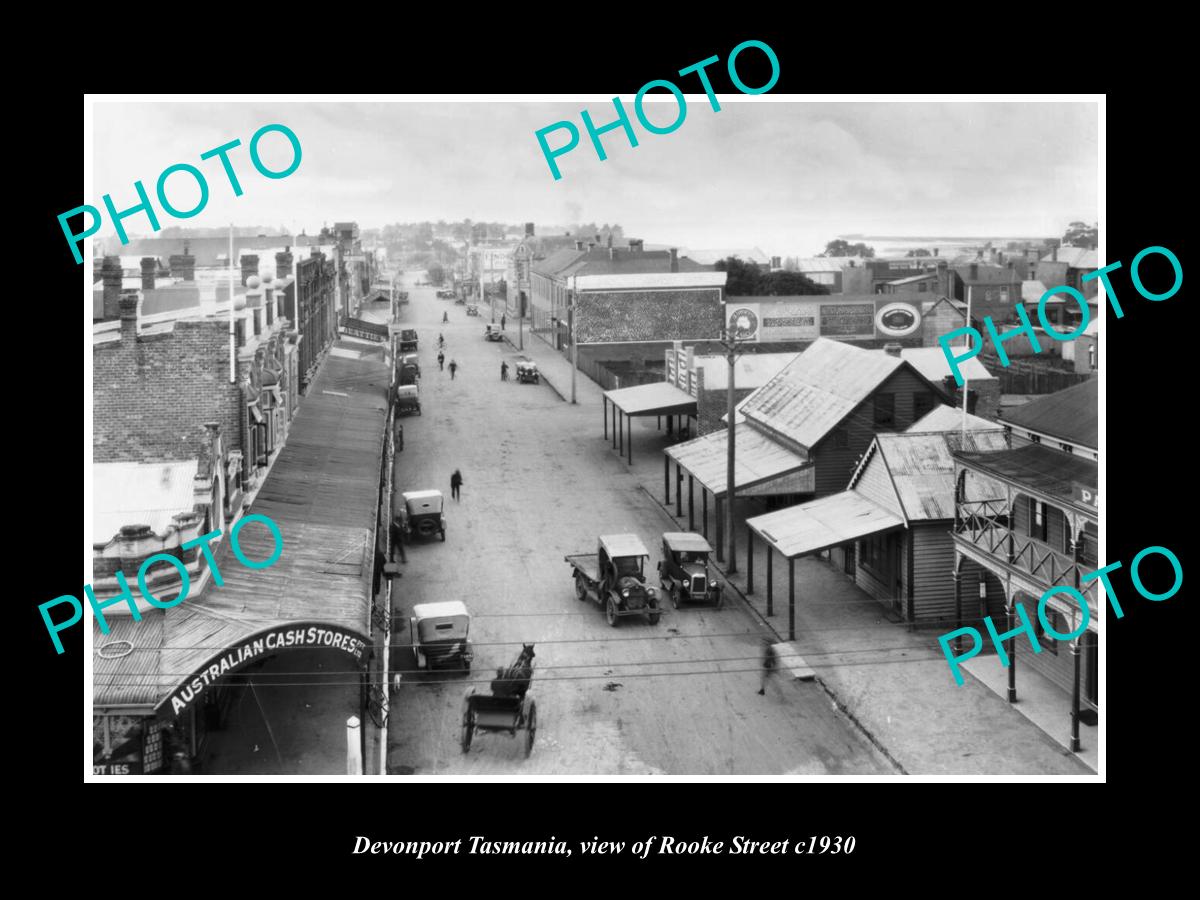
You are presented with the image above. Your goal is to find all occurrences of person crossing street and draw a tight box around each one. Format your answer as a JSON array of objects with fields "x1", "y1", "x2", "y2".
[
  {"x1": 448, "y1": 359, "x2": 458, "y2": 380},
  {"x1": 438, "y1": 350, "x2": 445, "y2": 371},
  {"x1": 501, "y1": 361, "x2": 509, "y2": 381}
]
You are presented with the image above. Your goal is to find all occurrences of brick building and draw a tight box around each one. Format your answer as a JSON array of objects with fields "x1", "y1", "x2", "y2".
[{"x1": 291, "y1": 249, "x2": 339, "y2": 386}]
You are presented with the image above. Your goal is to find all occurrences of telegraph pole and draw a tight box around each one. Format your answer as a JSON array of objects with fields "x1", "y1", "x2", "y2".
[
  {"x1": 570, "y1": 275, "x2": 578, "y2": 404},
  {"x1": 718, "y1": 326, "x2": 752, "y2": 574}
]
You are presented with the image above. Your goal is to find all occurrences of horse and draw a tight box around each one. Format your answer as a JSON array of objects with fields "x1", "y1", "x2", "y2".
[{"x1": 491, "y1": 643, "x2": 535, "y2": 698}]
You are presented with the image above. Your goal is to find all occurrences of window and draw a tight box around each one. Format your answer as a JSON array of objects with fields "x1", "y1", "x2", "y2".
[
  {"x1": 918, "y1": 282, "x2": 928, "y2": 292},
  {"x1": 873, "y1": 393, "x2": 895, "y2": 429},
  {"x1": 1031, "y1": 498, "x2": 1048, "y2": 542},
  {"x1": 834, "y1": 428, "x2": 849, "y2": 449},
  {"x1": 1035, "y1": 606, "x2": 1061, "y2": 655}
]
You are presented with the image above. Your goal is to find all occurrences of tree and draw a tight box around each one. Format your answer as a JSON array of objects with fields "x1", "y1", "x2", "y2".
[
  {"x1": 715, "y1": 257, "x2": 828, "y2": 296},
  {"x1": 822, "y1": 239, "x2": 875, "y2": 258},
  {"x1": 906, "y1": 248, "x2": 932, "y2": 257},
  {"x1": 427, "y1": 263, "x2": 446, "y2": 286}
]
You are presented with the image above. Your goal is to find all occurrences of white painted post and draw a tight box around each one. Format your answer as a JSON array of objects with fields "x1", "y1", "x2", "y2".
[{"x1": 346, "y1": 715, "x2": 362, "y2": 775}]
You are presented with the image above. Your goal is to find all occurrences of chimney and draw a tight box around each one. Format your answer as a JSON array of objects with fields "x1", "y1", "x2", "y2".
[
  {"x1": 574, "y1": 240, "x2": 584, "y2": 251},
  {"x1": 771, "y1": 256, "x2": 781, "y2": 269},
  {"x1": 241, "y1": 254, "x2": 259, "y2": 286},
  {"x1": 587, "y1": 242, "x2": 596, "y2": 251},
  {"x1": 997, "y1": 251, "x2": 1005, "y2": 264},
  {"x1": 969, "y1": 263, "x2": 979, "y2": 281},
  {"x1": 168, "y1": 243, "x2": 195, "y2": 281},
  {"x1": 275, "y1": 247, "x2": 294, "y2": 280},
  {"x1": 669, "y1": 248, "x2": 679, "y2": 273},
  {"x1": 102, "y1": 256, "x2": 123, "y2": 320},
  {"x1": 1007, "y1": 260, "x2": 1015, "y2": 270},
  {"x1": 883, "y1": 342, "x2": 903, "y2": 357},
  {"x1": 140, "y1": 257, "x2": 157, "y2": 291},
  {"x1": 119, "y1": 293, "x2": 138, "y2": 340},
  {"x1": 525, "y1": 222, "x2": 535, "y2": 237},
  {"x1": 629, "y1": 238, "x2": 644, "y2": 252}
]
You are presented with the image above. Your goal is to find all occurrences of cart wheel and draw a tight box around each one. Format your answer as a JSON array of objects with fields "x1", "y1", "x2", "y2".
[
  {"x1": 524, "y1": 701, "x2": 537, "y2": 758},
  {"x1": 606, "y1": 596, "x2": 619, "y2": 627},
  {"x1": 670, "y1": 584, "x2": 681, "y2": 609},
  {"x1": 461, "y1": 712, "x2": 474, "y2": 753},
  {"x1": 574, "y1": 573, "x2": 587, "y2": 601}
]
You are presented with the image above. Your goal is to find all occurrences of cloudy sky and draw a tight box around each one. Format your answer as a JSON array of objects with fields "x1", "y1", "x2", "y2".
[{"x1": 91, "y1": 98, "x2": 1098, "y2": 256}]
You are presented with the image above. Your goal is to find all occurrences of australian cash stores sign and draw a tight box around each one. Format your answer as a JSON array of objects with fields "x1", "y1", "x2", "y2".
[
  {"x1": 727, "y1": 297, "x2": 922, "y2": 342},
  {"x1": 157, "y1": 621, "x2": 370, "y2": 717}
]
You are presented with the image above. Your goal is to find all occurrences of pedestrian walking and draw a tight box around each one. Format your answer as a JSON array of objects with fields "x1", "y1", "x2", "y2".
[
  {"x1": 437, "y1": 350, "x2": 445, "y2": 371},
  {"x1": 501, "y1": 313, "x2": 506, "y2": 331},
  {"x1": 500, "y1": 361, "x2": 509, "y2": 381},
  {"x1": 450, "y1": 469, "x2": 463, "y2": 501},
  {"x1": 443, "y1": 311, "x2": 449, "y2": 323},
  {"x1": 757, "y1": 639, "x2": 779, "y2": 695},
  {"x1": 448, "y1": 360, "x2": 458, "y2": 380}
]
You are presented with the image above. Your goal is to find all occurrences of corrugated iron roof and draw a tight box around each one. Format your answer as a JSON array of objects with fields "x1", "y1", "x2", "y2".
[
  {"x1": 790, "y1": 257, "x2": 868, "y2": 273},
  {"x1": 748, "y1": 491, "x2": 904, "y2": 559},
  {"x1": 738, "y1": 339, "x2": 908, "y2": 451},
  {"x1": 907, "y1": 404, "x2": 1002, "y2": 434},
  {"x1": 1000, "y1": 379, "x2": 1097, "y2": 448},
  {"x1": 1042, "y1": 246, "x2": 1098, "y2": 269},
  {"x1": 94, "y1": 614, "x2": 164, "y2": 707},
  {"x1": 866, "y1": 430, "x2": 1009, "y2": 521},
  {"x1": 894, "y1": 347, "x2": 996, "y2": 384},
  {"x1": 954, "y1": 442, "x2": 1097, "y2": 509},
  {"x1": 94, "y1": 460, "x2": 199, "y2": 545},
  {"x1": 600, "y1": 534, "x2": 651, "y2": 558},
  {"x1": 666, "y1": 422, "x2": 809, "y2": 498},
  {"x1": 605, "y1": 382, "x2": 697, "y2": 417}
]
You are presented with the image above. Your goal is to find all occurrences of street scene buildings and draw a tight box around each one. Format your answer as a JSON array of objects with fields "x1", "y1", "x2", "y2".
[{"x1": 89, "y1": 100, "x2": 1100, "y2": 777}]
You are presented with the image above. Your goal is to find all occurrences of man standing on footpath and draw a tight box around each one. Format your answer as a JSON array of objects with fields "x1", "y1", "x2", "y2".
[
  {"x1": 438, "y1": 349, "x2": 445, "y2": 371},
  {"x1": 449, "y1": 359, "x2": 458, "y2": 380},
  {"x1": 450, "y1": 469, "x2": 463, "y2": 501},
  {"x1": 501, "y1": 313, "x2": 506, "y2": 331}
]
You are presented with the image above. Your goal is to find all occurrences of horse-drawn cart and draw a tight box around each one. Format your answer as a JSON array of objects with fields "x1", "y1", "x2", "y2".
[{"x1": 460, "y1": 644, "x2": 537, "y2": 757}]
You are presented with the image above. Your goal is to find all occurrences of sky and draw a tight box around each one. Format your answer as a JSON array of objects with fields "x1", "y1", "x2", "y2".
[{"x1": 91, "y1": 98, "x2": 1099, "y2": 257}]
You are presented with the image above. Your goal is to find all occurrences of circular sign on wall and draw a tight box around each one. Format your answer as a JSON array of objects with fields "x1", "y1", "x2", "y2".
[
  {"x1": 728, "y1": 307, "x2": 759, "y2": 339},
  {"x1": 875, "y1": 301, "x2": 922, "y2": 338}
]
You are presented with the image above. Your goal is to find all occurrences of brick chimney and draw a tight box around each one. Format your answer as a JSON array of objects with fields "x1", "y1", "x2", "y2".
[
  {"x1": 525, "y1": 222, "x2": 535, "y2": 237},
  {"x1": 669, "y1": 248, "x2": 679, "y2": 273},
  {"x1": 275, "y1": 247, "x2": 293, "y2": 280},
  {"x1": 102, "y1": 256, "x2": 123, "y2": 320},
  {"x1": 771, "y1": 256, "x2": 781, "y2": 269},
  {"x1": 119, "y1": 293, "x2": 138, "y2": 340},
  {"x1": 241, "y1": 254, "x2": 259, "y2": 286},
  {"x1": 169, "y1": 242, "x2": 196, "y2": 281},
  {"x1": 883, "y1": 342, "x2": 903, "y2": 357},
  {"x1": 140, "y1": 257, "x2": 157, "y2": 291}
]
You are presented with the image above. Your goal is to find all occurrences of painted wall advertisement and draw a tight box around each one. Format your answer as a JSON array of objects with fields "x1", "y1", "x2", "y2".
[{"x1": 726, "y1": 297, "x2": 922, "y2": 342}]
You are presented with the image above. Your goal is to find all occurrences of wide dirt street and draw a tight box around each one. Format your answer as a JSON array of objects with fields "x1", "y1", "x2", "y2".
[{"x1": 384, "y1": 280, "x2": 896, "y2": 775}]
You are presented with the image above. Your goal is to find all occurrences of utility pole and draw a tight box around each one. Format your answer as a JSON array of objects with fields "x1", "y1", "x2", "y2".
[
  {"x1": 718, "y1": 325, "x2": 752, "y2": 573},
  {"x1": 962, "y1": 285, "x2": 972, "y2": 438},
  {"x1": 570, "y1": 275, "x2": 578, "y2": 404}
]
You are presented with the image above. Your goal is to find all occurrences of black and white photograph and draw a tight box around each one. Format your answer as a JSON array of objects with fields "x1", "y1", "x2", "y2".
[{"x1": 76, "y1": 92, "x2": 1115, "y2": 782}]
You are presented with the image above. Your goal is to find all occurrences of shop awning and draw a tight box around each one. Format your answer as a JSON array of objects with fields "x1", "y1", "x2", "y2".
[
  {"x1": 747, "y1": 490, "x2": 904, "y2": 559},
  {"x1": 666, "y1": 423, "x2": 812, "y2": 499},
  {"x1": 605, "y1": 382, "x2": 697, "y2": 418}
]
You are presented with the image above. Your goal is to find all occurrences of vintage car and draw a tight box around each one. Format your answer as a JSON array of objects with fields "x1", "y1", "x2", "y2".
[
  {"x1": 566, "y1": 534, "x2": 661, "y2": 626},
  {"x1": 466, "y1": 304, "x2": 480, "y2": 316},
  {"x1": 436, "y1": 289, "x2": 455, "y2": 299},
  {"x1": 657, "y1": 532, "x2": 723, "y2": 608},
  {"x1": 484, "y1": 323, "x2": 503, "y2": 341},
  {"x1": 399, "y1": 328, "x2": 418, "y2": 352},
  {"x1": 395, "y1": 384, "x2": 421, "y2": 416},
  {"x1": 400, "y1": 352, "x2": 420, "y2": 376},
  {"x1": 397, "y1": 489, "x2": 446, "y2": 541},
  {"x1": 516, "y1": 360, "x2": 539, "y2": 383},
  {"x1": 409, "y1": 600, "x2": 473, "y2": 671}
]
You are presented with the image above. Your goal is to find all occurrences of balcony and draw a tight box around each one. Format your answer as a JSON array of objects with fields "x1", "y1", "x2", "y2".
[{"x1": 954, "y1": 499, "x2": 1097, "y2": 610}]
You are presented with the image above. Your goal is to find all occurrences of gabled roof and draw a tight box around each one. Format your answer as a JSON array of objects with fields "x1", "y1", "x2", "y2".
[
  {"x1": 1000, "y1": 379, "x2": 1097, "y2": 449},
  {"x1": 738, "y1": 338, "x2": 939, "y2": 452},
  {"x1": 907, "y1": 403, "x2": 1002, "y2": 434},
  {"x1": 791, "y1": 257, "x2": 868, "y2": 273},
  {"x1": 531, "y1": 247, "x2": 585, "y2": 277},
  {"x1": 892, "y1": 347, "x2": 996, "y2": 384},
  {"x1": 850, "y1": 430, "x2": 1010, "y2": 522}
]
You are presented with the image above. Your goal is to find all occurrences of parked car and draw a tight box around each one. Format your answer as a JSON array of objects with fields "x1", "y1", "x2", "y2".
[
  {"x1": 396, "y1": 489, "x2": 446, "y2": 541},
  {"x1": 657, "y1": 532, "x2": 723, "y2": 608},
  {"x1": 399, "y1": 329, "x2": 418, "y2": 352},
  {"x1": 409, "y1": 601, "x2": 473, "y2": 671},
  {"x1": 565, "y1": 534, "x2": 661, "y2": 626},
  {"x1": 466, "y1": 304, "x2": 480, "y2": 316},
  {"x1": 516, "y1": 360, "x2": 539, "y2": 383},
  {"x1": 484, "y1": 323, "x2": 503, "y2": 341},
  {"x1": 395, "y1": 384, "x2": 421, "y2": 416}
]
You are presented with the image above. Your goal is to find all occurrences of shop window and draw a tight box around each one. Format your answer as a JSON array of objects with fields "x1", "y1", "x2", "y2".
[
  {"x1": 873, "y1": 393, "x2": 895, "y2": 429},
  {"x1": 1031, "y1": 498, "x2": 1048, "y2": 542}
]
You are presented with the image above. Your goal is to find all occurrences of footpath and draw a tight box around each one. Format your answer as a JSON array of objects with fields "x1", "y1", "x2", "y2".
[{"x1": 509, "y1": 326, "x2": 1095, "y2": 776}]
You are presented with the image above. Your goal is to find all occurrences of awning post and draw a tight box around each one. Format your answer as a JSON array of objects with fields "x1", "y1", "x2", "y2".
[
  {"x1": 715, "y1": 497, "x2": 724, "y2": 563},
  {"x1": 688, "y1": 475, "x2": 694, "y2": 531},
  {"x1": 1007, "y1": 600, "x2": 1018, "y2": 703},
  {"x1": 766, "y1": 547, "x2": 773, "y2": 616},
  {"x1": 664, "y1": 455, "x2": 670, "y2": 504},
  {"x1": 746, "y1": 526, "x2": 754, "y2": 594},
  {"x1": 702, "y1": 489, "x2": 708, "y2": 540},
  {"x1": 953, "y1": 568, "x2": 963, "y2": 653},
  {"x1": 788, "y1": 558, "x2": 796, "y2": 641},
  {"x1": 1070, "y1": 638, "x2": 1082, "y2": 752},
  {"x1": 627, "y1": 414, "x2": 632, "y2": 465},
  {"x1": 618, "y1": 411, "x2": 623, "y2": 455},
  {"x1": 603, "y1": 397, "x2": 608, "y2": 440},
  {"x1": 675, "y1": 462, "x2": 683, "y2": 517}
]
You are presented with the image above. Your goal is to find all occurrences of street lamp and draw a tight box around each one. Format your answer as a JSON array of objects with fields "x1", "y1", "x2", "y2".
[{"x1": 718, "y1": 324, "x2": 752, "y2": 574}]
